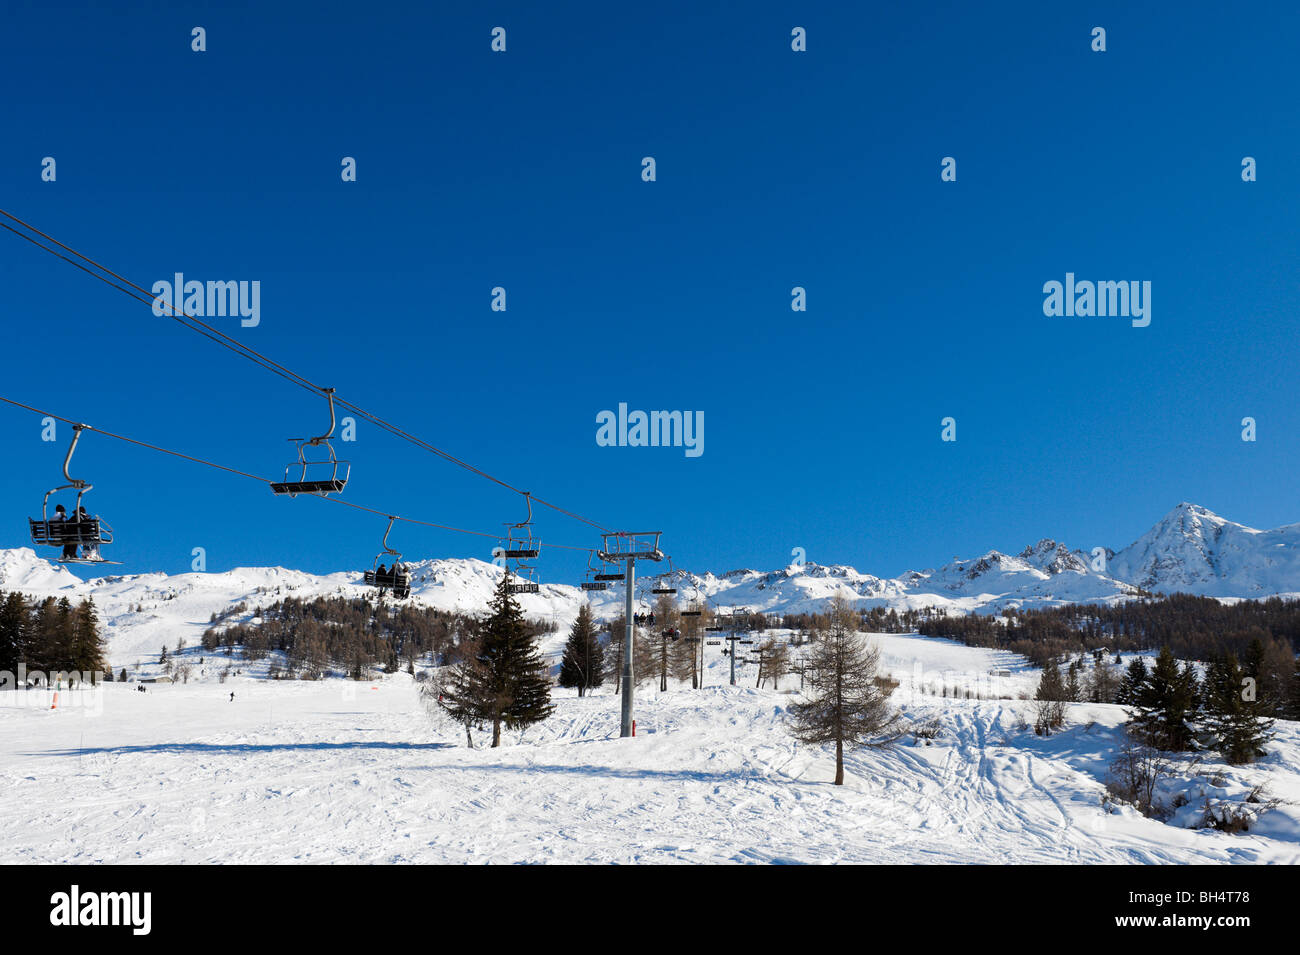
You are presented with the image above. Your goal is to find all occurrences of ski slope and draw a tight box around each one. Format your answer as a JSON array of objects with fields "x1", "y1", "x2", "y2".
[{"x1": 2, "y1": 635, "x2": 1296, "y2": 865}]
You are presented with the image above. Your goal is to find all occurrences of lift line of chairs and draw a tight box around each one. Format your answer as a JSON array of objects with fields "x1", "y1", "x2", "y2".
[{"x1": 24, "y1": 397, "x2": 601, "y2": 608}]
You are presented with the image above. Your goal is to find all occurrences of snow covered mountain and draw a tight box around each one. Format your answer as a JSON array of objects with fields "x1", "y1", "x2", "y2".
[
  {"x1": 3, "y1": 502, "x2": 1300, "y2": 664},
  {"x1": 1108, "y1": 502, "x2": 1300, "y2": 598}
]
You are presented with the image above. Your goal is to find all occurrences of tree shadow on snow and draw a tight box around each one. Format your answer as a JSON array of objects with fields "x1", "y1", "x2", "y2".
[
  {"x1": 26, "y1": 740, "x2": 455, "y2": 757},
  {"x1": 430, "y1": 762, "x2": 775, "y2": 784}
]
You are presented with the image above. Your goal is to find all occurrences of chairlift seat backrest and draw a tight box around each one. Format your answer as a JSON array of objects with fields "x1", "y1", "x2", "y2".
[{"x1": 30, "y1": 517, "x2": 109, "y2": 546}]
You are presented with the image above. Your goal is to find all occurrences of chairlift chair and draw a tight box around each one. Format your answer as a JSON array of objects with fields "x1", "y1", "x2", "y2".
[
  {"x1": 680, "y1": 576, "x2": 703, "y2": 615},
  {"x1": 507, "y1": 572, "x2": 541, "y2": 595},
  {"x1": 650, "y1": 562, "x2": 678, "y2": 595},
  {"x1": 501, "y1": 491, "x2": 541, "y2": 558},
  {"x1": 270, "y1": 388, "x2": 351, "y2": 497},
  {"x1": 362, "y1": 517, "x2": 411, "y2": 599},
  {"x1": 501, "y1": 493, "x2": 541, "y2": 594},
  {"x1": 28, "y1": 424, "x2": 119, "y2": 564},
  {"x1": 580, "y1": 553, "x2": 609, "y2": 591}
]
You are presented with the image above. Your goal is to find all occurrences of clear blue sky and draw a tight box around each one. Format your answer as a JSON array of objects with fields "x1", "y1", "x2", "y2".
[{"x1": 1, "y1": 1, "x2": 1297, "y2": 581}]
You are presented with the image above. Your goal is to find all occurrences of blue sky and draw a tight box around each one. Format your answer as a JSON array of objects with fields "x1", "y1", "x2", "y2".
[{"x1": 1, "y1": 1, "x2": 1297, "y2": 582}]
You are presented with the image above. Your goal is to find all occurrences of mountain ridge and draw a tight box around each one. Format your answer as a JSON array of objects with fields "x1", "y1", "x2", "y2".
[{"x1": 4, "y1": 503, "x2": 1300, "y2": 664}]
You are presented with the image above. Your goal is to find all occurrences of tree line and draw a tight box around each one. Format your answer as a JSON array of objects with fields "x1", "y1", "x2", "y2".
[
  {"x1": 0, "y1": 589, "x2": 108, "y2": 682},
  {"x1": 918, "y1": 593, "x2": 1300, "y2": 669},
  {"x1": 201, "y1": 594, "x2": 555, "y2": 679}
]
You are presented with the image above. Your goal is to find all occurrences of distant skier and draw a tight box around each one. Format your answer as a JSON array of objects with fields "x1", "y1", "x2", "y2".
[{"x1": 230, "y1": 691, "x2": 235, "y2": 702}]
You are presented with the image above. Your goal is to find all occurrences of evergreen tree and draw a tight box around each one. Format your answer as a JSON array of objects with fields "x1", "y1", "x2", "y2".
[
  {"x1": 438, "y1": 573, "x2": 553, "y2": 747},
  {"x1": 1065, "y1": 659, "x2": 1083, "y2": 702},
  {"x1": 787, "y1": 596, "x2": 900, "y2": 785},
  {"x1": 1288, "y1": 658, "x2": 1300, "y2": 722},
  {"x1": 1203, "y1": 653, "x2": 1273, "y2": 764},
  {"x1": 1034, "y1": 659, "x2": 1068, "y2": 734},
  {"x1": 30, "y1": 597, "x2": 61, "y2": 673},
  {"x1": 0, "y1": 591, "x2": 30, "y2": 677},
  {"x1": 559, "y1": 603, "x2": 603, "y2": 696},
  {"x1": 1116, "y1": 657, "x2": 1148, "y2": 706},
  {"x1": 1131, "y1": 646, "x2": 1199, "y2": 752},
  {"x1": 1087, "y1": 656, "x2": 1120, "y2": 703},
  {"x1": 70, "y1": 599, "x2": 106, "y2": 675}
]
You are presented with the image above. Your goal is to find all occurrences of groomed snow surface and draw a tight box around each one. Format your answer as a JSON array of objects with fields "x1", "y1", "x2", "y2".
[{"x1": 2, "y1": 633, "x2": 1297, "y2": 865}]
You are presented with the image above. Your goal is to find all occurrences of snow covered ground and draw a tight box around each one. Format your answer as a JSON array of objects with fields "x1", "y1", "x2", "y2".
[{"x1": 2, "y1": 634, "x2": 1295, "y2": 865}]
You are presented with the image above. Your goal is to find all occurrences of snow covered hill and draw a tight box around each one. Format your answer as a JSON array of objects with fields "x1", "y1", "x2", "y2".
[{"x1": 4, "y1": 502, "x2": 1300, "y2": 666}]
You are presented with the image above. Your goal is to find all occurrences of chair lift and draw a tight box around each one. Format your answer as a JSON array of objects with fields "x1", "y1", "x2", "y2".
[
  {"x1": 632, "y1": 585, "x2": 655, "y2": 626},
  {"x1": 28, "y1": 424, "x2": 119, "y2": 564},
  {"x1": 362, "y1": 516, "x2": 411, "y2": 599},
  {"x1": 580, "y1": 552, "x2": 609, "y2": 591},
  {"x1": 270, "y1": 388, "x2": 351, "y2": 497},
  {"x1": 594, "y1": 555, "x2": 625, "y2": 583},
  {"x1": 681, "y1": 577, "x2": 703, "y2": 616},
  {"x1": 651, "y1": 559, "x2": 678, "y2": 595},
  {"x1": 502, "y1": 493, "x2": 541, "y2": 594}
]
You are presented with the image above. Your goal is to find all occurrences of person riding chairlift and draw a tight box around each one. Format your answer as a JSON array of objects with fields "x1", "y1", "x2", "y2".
[
  {"x1": 50, "y1": 504, "x2": 78, "y2": 560},
  {"x1": 74, "y1": 506, "x2": 99, "y2": 560}
]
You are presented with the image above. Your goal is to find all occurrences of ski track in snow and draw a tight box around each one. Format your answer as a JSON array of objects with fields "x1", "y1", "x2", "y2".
[{"x1": 3, "y1": 658, "x2": 1298, "y2": 865}]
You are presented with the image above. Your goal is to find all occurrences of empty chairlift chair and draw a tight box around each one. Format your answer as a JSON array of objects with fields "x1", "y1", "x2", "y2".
[
  {"x1": 580, "y1": 553, "x2": 609, "y2": 591},
  {"x1": 500, "y1": 492, "x2": 541, "y2": 594},
  {"x1": 270, "y1": 388, "x2": 351, "y2": 497},
  {"x1": 651, "y1": 561, "x2": 678, "y2": 595}
]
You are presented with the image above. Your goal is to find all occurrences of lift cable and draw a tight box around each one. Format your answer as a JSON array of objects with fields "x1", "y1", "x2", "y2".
[
  {"x1": 0, "y1": 394, "x2": 595, "y2": 554},
  {"x1": 0, "y1": 208, "x2": 610, "y2": 533}
]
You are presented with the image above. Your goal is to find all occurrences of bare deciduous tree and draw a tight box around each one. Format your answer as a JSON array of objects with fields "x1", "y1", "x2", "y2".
[{"x1": 787, "y1": 596, "x2": 901, "y2": 785}]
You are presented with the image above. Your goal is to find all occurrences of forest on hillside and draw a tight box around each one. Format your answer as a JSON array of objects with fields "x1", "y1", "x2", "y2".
[
  {"x1": 202, "y1": 594, "x2": 559, "y2": 679},
  {"x1": 916, "y1": 593, "x2": 1300, "y2": 669}
]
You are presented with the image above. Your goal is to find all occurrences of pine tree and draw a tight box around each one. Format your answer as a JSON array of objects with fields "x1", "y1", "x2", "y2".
[
  {"x1": 438, "y1": 573, "x2": 553, "y2": 747},
  {"x1": 1131, "y1": 646, "x2": 1199, "y2": 752},
  {"x1": 1034, "y1": 659, "x2": 1068, "y2": 734},
  {"x1": 1203, "y1": 653, "x2": 1273, "y2": 764},
  {"x1": 29, "y1": 597, "x2": 60, "y2": 673},
  {"x1": 559, "y1": 603, "x2": 603, "y2": 696},
  {"x1": 1065, "y1": 659, "x2": 1083, "y2": 702},
  {"x1": 1116, "y1": 657, "x2": 1148, "y2": 706},
  {"x1": 1288, "y1": 658, "x2": 1300, "y2": 722},
  {"x1": 787, "y1": 596, "x2": 900, "y2": 785},
  {"x1": 0, "y1": 591, "x2": 30, "y2": 677},
  {"x1": 70, "y1": 599, "x2": 106, "y2": 675},
  {"x1": 1088, "y1": 656, "x2": 1120, "y2": 703}
]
